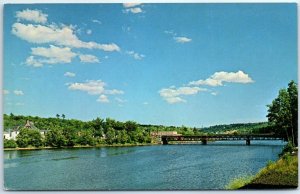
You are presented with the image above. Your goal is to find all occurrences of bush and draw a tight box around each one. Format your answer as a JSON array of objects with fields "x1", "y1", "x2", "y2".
[
  {"x1": 4, "y1": 139, "x2": 17, "y2": 148},
  {"x1": 279, "y1": 141, "x2": 294, "y2": 157}
]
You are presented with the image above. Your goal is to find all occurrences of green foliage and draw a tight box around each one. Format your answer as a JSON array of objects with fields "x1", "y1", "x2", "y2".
[
  {"x1": 77, "y1": 129, "x2": 95, "y2": 146},
  {"x1": 279, "y1": 141, "x2": 294, "y2": 157},
  {"x1": 45, "y1": 128, "x2": 66, "y2": 147},
  {"x1": 267, "y1": 81, "x2": 298, "y2": 146},
  {"x1": 201, "y1": 122, "x2": 270, "y2": 134},
  {"x1": 4, "y1": 139, "x2": 17, "y2": 148},
  {"x1": 106, "y1": 128, "x2": 116, "y2": 144},
  {"x1": 16, "y1": 128, "x2": 43, "y2": 148},
  {"x1": 62, "y1": 128, "x2": 78, "y2": 146}
]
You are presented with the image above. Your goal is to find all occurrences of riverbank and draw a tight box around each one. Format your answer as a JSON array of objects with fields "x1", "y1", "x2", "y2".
[
  {"x1": 227, "y1": 150, "x2": 298, "y2": 189},
  {"x1": 3, "y1": 143, "x2": 159, "y2": 151}
]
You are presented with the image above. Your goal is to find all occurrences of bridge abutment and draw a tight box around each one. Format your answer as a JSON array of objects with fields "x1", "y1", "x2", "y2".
[
  {"x1": 162, "y1": 137, "x2": 168, "y2": 145},
  {"x1": 246, "y1": 138, "x2": 251, "y2": 145}
]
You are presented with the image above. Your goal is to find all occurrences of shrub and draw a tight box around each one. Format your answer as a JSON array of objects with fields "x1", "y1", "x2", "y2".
[{"x1": 4, "y1": 139, "x2": 17, "y2": 148}]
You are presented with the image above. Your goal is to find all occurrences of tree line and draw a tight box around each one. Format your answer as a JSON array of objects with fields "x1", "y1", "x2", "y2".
[{"x1": 4, "y1": 80, "x2": 298, "y2": 148}]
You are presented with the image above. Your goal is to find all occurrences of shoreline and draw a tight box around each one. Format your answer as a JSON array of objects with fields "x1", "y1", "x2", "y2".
[
  {"x1": 4, "y1": 143, "x2": 160, "y2": 151},
  {"x1": 226, "y1": 150, "x2": 298, "y2": 189}
]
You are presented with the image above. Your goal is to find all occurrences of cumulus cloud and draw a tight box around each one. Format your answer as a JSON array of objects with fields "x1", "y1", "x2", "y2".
[
  {"x1": 126, "y1": 50, "x2": 145, "y2": 60},
  {"x1": 16, "y1": 9, "x2": 48, "y2": 24},
  {"x1": 68, "y1": 80, "x2": 123, "y2": 103},
  {"x1": 64, "y1": 72, "x2": 76, "y2": 77},
  {"x1": 25, "y1": 56, "x2": 43, "y2": 67},
  {"x1": 31, "y1": 45, "x2": 76, "y2": 64},
  {"x1": 159, "y1": 86, "x2": 207, "y2": 104},
  {"x1": 123, "y1": 3, "x2": 142, "y2": 8},
  {"x1": 14, "y1": 90, "x2": 24, "y2": 96},
  {"x1": 12, "y1": 23, "x2": 120, "y2": 51},
  {"x1": 189, "y1": 71, "x2": 254, "y2": 86},
  {"x1": 79, "y1": 54, "x2": 100, "y2": 63},
  {"x1": 97, "y1": 95, "x2": 109, "y2": 103},
  {"x1": 174, "y1": 36, "x2": 192, "y2": 43}
]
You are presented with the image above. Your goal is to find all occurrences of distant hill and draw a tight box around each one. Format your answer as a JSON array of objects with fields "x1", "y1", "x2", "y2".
[{"x1": 200, "y1": 122, "x2": 273, "y2": 134}]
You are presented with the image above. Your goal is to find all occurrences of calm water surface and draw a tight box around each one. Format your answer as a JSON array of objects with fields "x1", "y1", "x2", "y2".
[{"x1": 4, "y1": 141, "x2": 285, "y2": 190}]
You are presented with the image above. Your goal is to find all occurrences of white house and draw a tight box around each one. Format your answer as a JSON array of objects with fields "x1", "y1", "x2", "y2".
[{"x1": 3, "y1": 130, "x2": 19, "y2": 140}]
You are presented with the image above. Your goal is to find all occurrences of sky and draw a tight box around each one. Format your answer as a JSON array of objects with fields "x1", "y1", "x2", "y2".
[{"x1": 3, "y1": 3, "x2": 298, "y2": 127}]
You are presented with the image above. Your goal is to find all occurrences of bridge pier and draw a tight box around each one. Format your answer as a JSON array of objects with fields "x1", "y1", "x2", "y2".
[
  {"x1": 246, "y1": 138, "x2": 250, "y2": 146},
  {"x1": 201, "y1": 138, "x2": 207, "y2": 145},
  {"x1": 162, "y1": 137, "x2": 168, "y2": 145}
]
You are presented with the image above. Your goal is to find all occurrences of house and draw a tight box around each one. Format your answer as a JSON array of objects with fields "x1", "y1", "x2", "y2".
[
  {"x1": 3, "y1": 129, "x2": 19, "y2": 140},
  {"x1": 3, "y1": 120, "x2": 48, "y2": 140}
]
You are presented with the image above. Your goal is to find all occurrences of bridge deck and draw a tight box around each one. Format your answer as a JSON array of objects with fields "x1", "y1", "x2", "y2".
[{"x1": 161, "y1": 134, "x2": 284, "y2": 145}]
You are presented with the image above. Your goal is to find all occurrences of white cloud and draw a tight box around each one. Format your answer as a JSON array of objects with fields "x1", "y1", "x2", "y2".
[
  {"x1": 174, "y1": 36, "x2": 192, "y2": 43},
  {"x1": 68, "y1": 80, "x2": 123, "y2": 102},
  {"x1": 16, "y1": 9, "x2": 48, "y2": 24},
  {"x1": 3, "y1": 90, "x2": 9, "y2": 95},
  {"x1": 14, "y1": 90, "x2": 24, "y2": 96},
  {"x1": 211, "y1": 92, "x2": 218, "y2": 96},
  {"x1": 97, "y1": 95, "x2": 109, "y2": 103},
  {"x1": 105, "y1": 89, "x2": 124, "y2": 95},
  {"x1": 126, "y1": 51, "x2": 145, "y2": 60},
  {"x1": 123, "y1": 3, "x2": 142, "y2": 8},
  {"x1": 25, "y1": 56, "x2": 43, "y2": 67},
  {"x1": 86, "y1": 29, "x2": 92, "y2": 35},
  {"x1": 143, "y1": 102, "x2": 149, "y2": 105},
  {"x1": 159, "y1": 86, "x2": 207, "y2": 104},
  {"x1": 31, "y1": 45, "x2": 76, "y2": 64},
  {"x1": 12, "y1": 23, "x2": 120, "y2": 51},
  {"x1": 68, "y1": 80, "x2": 106, "y2": 95},
  {"x1": 64, "y1": 72, "x2": 76, "y2": 77},
  {"x1": 92, "y1": 19, "x2": 102, "y2": 25},
  {"x1": 128, "y1": 7, "x2": 143, "y2": 14},
  {"x1": 189, "y1": 71, "x2": 254, "y2": 87},
  {"x1": 115, "y1": 97, "x2": 126, "y2": 103},
  {"x1": 16, "y1": 102, "x2": 25, "y2": 106},
  {"x1": 79, "y1": 54, "x2": 100, "y2": 63}
]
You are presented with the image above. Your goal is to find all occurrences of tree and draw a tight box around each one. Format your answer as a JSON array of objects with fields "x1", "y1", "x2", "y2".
[
  {"x1": 62, "y1": 114, "x2": 66, "y2": 120},
  {"x1": 267, "y1": 81, "x2": 298, "y2": 146},
  {"x1": 16, "y1": 128, "x2": 43, "y2": 148},
  {"x1": 124, "y1": 121, "x2": 138, "y2": 132},
  {"x1": 56, "y1": 114, "x2": 60, "y2": 119},
  {"x1": 62, "y1": 128, "x2": 78, "y2": 146},
  {"x1": 287, "y1": 81, "x2": 298, "y2": 146},
  {"x1": 77, "y1": 129, "x2": 95, "y2": 146},
  {"x1": 45, "y1": 128, "x2": 66, "y2": 147},
  {"x1": 106, "y1": 127, "x2": 116, "y2": 144}
]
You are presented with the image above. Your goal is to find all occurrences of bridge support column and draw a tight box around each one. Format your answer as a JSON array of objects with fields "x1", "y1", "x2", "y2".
[
  {"x1": 202, "y1": 138, "x2": 207, "y2": 145},
  {"x1": 246, "y1": 138, "x2": 250, "y2": 146},
  {"x1": 162, "y1": 137, "x2": 168, "y2": 145}
]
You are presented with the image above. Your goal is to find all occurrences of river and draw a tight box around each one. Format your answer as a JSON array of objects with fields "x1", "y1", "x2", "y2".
[{"x1": 4, "y1": 140, "x2": 285, "y2": 190}]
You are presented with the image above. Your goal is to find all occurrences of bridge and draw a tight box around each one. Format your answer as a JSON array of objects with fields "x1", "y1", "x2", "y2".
[{"x1": 161, "y1": 134, "x2": 285, "y2": 145}]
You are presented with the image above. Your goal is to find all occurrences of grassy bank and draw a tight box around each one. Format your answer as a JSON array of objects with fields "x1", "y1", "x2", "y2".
[{"x1": 226, "y1": 151, "x2": 298, "y2": 189}]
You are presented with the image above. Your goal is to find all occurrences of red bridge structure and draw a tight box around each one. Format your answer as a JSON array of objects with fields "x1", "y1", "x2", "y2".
[{"x1": 161, "y1": 134, "x2": 285, "y2": 145}]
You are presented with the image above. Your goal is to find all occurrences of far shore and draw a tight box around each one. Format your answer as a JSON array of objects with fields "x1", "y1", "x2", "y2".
[{"x1": 4, "y1": 143, "x2": 160, "y2": 151}]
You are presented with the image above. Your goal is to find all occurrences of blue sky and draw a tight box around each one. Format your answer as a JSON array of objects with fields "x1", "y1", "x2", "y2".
[{"x1": 3, "y1": 3, "x2": 297, "y2": 127}]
